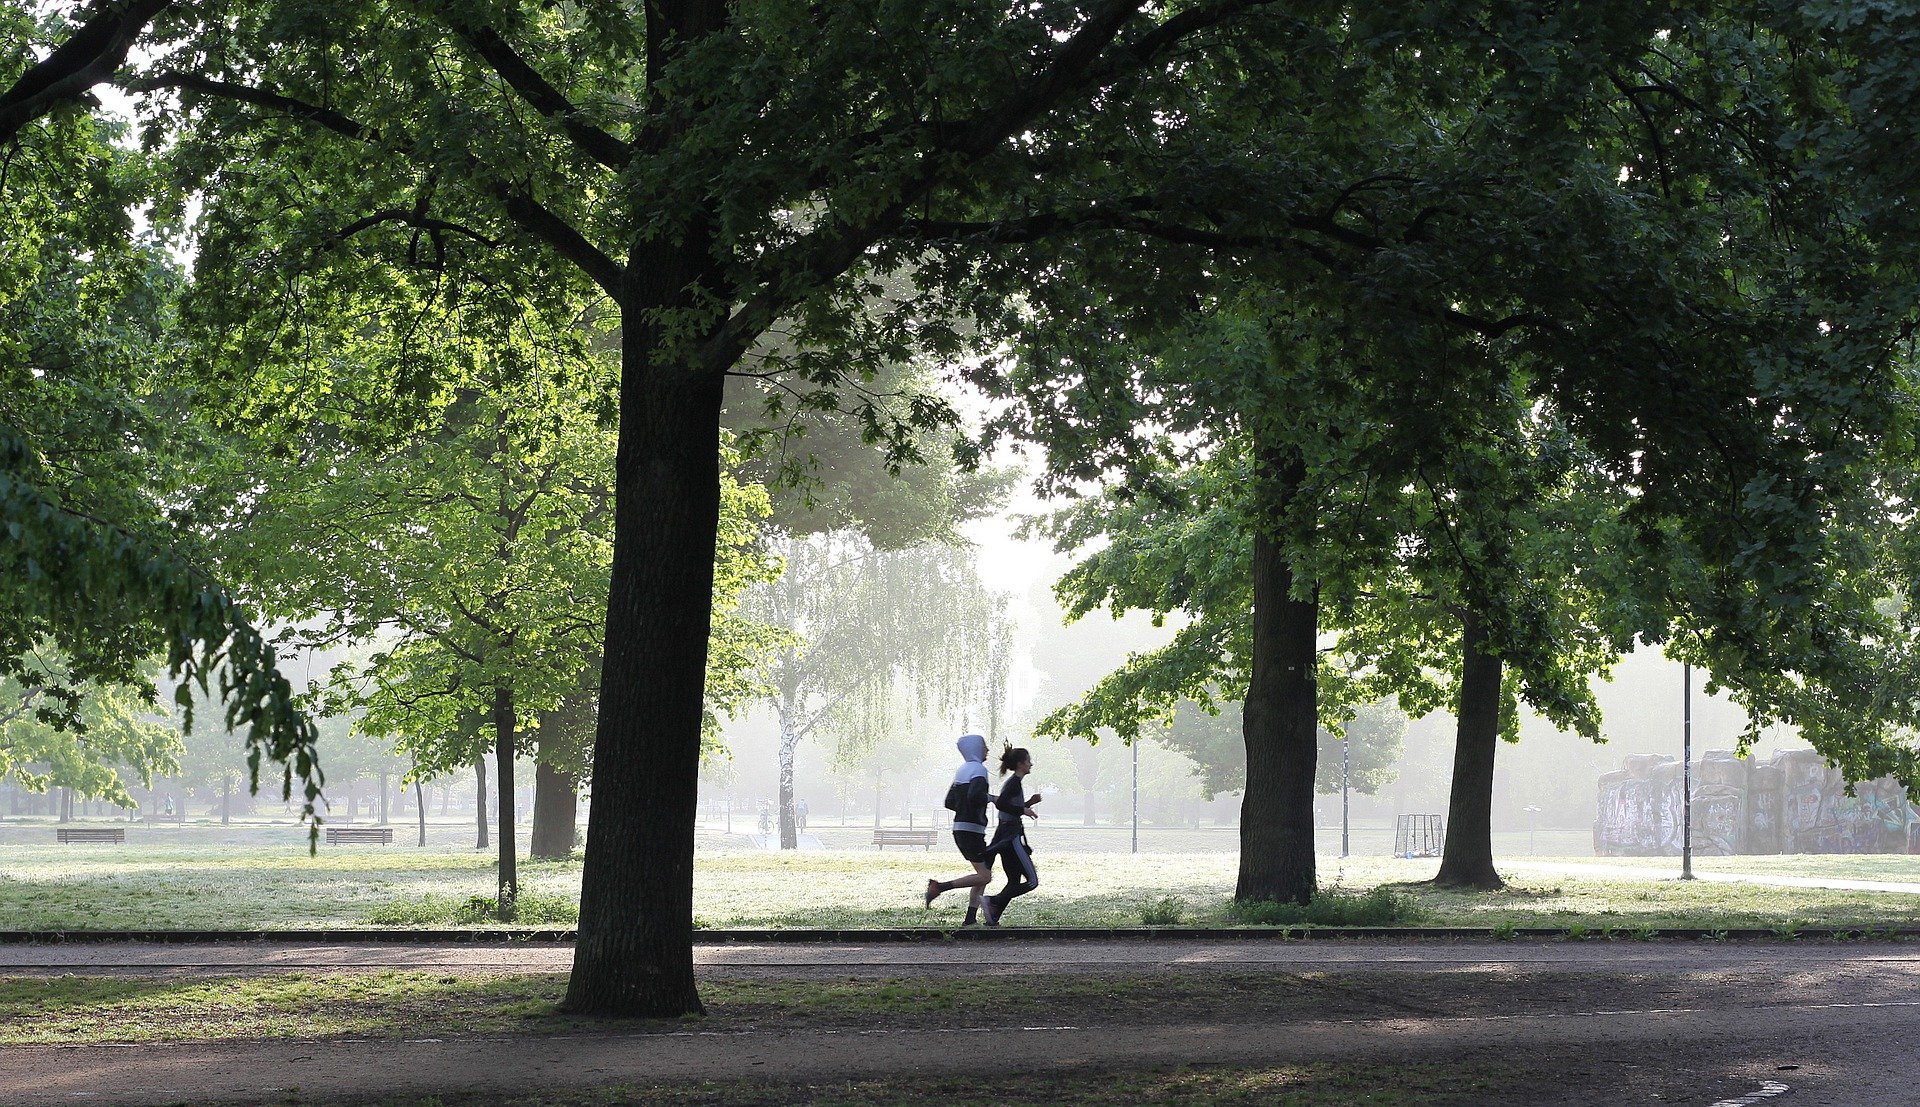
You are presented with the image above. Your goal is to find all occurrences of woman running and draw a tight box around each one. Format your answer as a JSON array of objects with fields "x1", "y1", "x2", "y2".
[
  {"x1": 982, "y1": 745, "x2": 1040, "y2": 927},
  {"x1": 925, "y1": 733, "x2": 994, "y2": 925}
]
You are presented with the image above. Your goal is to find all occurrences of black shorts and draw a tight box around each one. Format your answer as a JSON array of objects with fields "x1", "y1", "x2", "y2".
[{"x1": 953, "y1": 830, "x2": 989, "y2": 863}]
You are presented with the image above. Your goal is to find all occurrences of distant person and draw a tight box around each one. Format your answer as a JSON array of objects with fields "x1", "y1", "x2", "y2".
[
  {"x1": 925, "y1": 734, "x2": 995, "y2": 925},
  {"x1": 162, "y1": 796, "x2": 174, "y2": 818},
  {"x1": 982, "y1": 744, "x2": 1041, "y2": 927},
  {"x1": 796, "y1": 799, "x2": 809, "y2": 833}
]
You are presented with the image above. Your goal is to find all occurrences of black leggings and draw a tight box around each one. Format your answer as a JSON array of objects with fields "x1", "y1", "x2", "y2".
[{"x1": 988, "y1": 836, "x2": 1038, "y2": 913}]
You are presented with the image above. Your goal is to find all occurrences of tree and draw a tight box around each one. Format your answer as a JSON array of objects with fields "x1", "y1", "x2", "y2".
[
  {"x1": 0, "y1": 30, "x2": 318, "y2": 822},
  {"x1": 0, "y1": 658, "x2": 177, "y2": 813},
  {"x1": 1148, "y1": 698, "x2": 1404, "y2": 802},
  {"x1": 21, "y1": 0, "x2": 1920, "y2": 1013},
  {"x1": 222, "y1": 356, "x2": 778, "y2": 916},
  {"x1": 70, "y1": 0, "x2": 1337, "y2": 1017},
  {"x1": 746, "y1": 533, "x2": 1008, "y2": 848}
]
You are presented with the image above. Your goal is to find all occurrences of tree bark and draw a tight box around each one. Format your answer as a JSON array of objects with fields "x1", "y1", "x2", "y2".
[
  {"x1": 531, "y1": 760, "x2": 578, "y2": 860},
  {"x1": 493, "y1": 686, "x2": 519, "y2": 919},
  {"x1": 378, "y1": 770, "x2": 390, "y2": 825},
  {"x1": 777, "y1": 716, "x2": 801, "y2": 850},
  {"x1": 474, "y1": 755, "x2": 489, "y2": 850},
  {"x1": 1434, "y1": 611, "x2": 1507, "y2": 890},
  {"x1": 563, "y1": 327, "x2": 726, "y2": 1017},
  {"x1": 415, "y1": 778, "x2": 427, "y2": 847},
  {"x1": 1236, "y1": 454, "x2": 1318, "y2": 906}
]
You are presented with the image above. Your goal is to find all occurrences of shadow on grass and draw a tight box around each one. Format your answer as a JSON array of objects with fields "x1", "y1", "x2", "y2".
[{"x1": 0, "y1": 972, "x2": 578, "y2": 1045}]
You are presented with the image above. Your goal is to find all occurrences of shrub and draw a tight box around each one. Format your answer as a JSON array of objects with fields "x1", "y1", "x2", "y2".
[
  {"x1": 365, "y1": 891, "x2": 578, "y2": 926},
  {"x1": 1223, "y1": 886, "x2": 1420, "y2": 928},
  {"x1": 1139, "y1": 896, "x2": 1187, "y2": 926}
]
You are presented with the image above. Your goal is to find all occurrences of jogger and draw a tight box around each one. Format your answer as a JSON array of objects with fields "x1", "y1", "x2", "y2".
[
  {"x1": 925, "y1": 733, "x2": 995, "y2": 925},
  {"x1": 983, "y1": 745, "x2": 1040, "y2": 927}
]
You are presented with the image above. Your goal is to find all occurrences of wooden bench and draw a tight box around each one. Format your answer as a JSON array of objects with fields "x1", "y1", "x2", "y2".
[
  {"x1": 56, "y1": 828, "x2": 125, "y2": 845},
  {"x1": 872, "y1": 827, "x2": 938, "y2": 850},
  {"x1": 324, "y1": 826, "x2": 393, "y2": 845}
]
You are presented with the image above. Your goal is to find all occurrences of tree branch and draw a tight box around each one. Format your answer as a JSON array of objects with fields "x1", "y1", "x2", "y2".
[
  {"x1": 444, "y1": 19, "x2": 636, "y2": 171},
  {"x1": 127, "y1": 72, "x2": 626, "y2": 297},
  {"x1": 329, "y1": 209, "x2": 503, "y2": 249},
  {"x1": 0, "y1": 0, "x2": 174, "y2": 143}
]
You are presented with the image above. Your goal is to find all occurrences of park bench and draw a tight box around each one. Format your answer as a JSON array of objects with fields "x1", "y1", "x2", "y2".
[
  {"x1": 324, "y1": 826, "x2": 393, "y2": 845},
  {"x1": 871, "y1": 827, "x2": 938, "y2": 850},
  {"x1": 56, "y1": 828, "x2": 125, "y2": 845}
]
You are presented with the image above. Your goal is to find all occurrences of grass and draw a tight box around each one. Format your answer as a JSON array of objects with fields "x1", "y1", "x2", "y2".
[{"x1": 2, "y1": 841, "x2": 1919, "y2": 932}]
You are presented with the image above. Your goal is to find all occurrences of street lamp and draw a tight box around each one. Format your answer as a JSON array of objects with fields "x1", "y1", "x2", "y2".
[
  {"x1": 1681, "y1": 661, "x2": 1695, "y2": 881},
  {"x1": 1523, "y1": 804, "x2": 1542, "y2": 856},
  {"x1": 1341, "y1": 734, "x2": 1350, "y2": 859},
  {"x1": 1131, "y1": 738, "x2": 1139, "y2": 854}
]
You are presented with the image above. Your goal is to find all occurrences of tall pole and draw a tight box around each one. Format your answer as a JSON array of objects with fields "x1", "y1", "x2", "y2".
[
  {"x1": 1131, "y1": 738, "x2": 1139, "y2": 854},
  {"x1": 1341, "y1": 736, "x2": 1350, "y2": 859},
  {"x1": 1682, "y1": 661, "x2": 1695, "y2": 880}
]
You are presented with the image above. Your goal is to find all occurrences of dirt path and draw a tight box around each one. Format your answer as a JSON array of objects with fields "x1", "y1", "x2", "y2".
[
  {"x1": 8, "y1": 940, "x2": 1918, "y2": 1104},
  {"x1": 7, "y1": 989, "x2": 1913, "y2": 1105},
  {"x1": 5, "y1": 936, "x2": 1920, "y2": 975}
]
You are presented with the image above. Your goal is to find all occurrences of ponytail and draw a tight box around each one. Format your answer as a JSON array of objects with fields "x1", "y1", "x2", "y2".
[{"x1": 998, "y1": 745, "x2": 1030, "y2": 776}]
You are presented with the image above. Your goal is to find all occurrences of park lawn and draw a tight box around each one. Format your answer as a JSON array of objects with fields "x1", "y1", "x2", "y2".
[
  {"x1": 1, "y1": 844, "x2": 1918, "y2": 931},
  {"x1": 1541, "y1": 854, "x2": 1920, "y2": 881}
]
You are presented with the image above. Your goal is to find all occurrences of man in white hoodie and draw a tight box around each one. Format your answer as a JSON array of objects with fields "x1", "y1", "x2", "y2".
[{"x1": 925, "y1": 733, "x2": 994, "y2": 925}]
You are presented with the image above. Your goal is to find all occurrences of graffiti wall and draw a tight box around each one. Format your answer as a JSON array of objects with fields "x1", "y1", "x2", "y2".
[{"x1": 1593, "y1": 750, "x2": 1919, "y2": 856}]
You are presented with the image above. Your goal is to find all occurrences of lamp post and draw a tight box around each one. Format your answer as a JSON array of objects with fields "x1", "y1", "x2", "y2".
[
  {"x1": 1131, "y1": 738, "x2": 1139, "y2": 854},
  {"x1": 1341, "y1": 735, "x2": 1351, "y2": 859},
  {"x1": 1523, "y1": 804, "x2": 1542, "y2": 856},
  {"x1": 1682, "y1": 661, "x2": 1695, "y2": 881}
]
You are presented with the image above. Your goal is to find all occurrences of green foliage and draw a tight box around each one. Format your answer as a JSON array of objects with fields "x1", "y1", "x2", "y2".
[
  {"x1": 1223, "y1": 888, "x2": 1421, "y2": 929},
  {"x1": 751, "y1": 533, "x2": 1009, "y2": 757},
  {"x1": 0, "y1": 67, "x2": 319, "y2": 820},
  {"x1": 0, "y1": 659, "x2": 177, "y2": 807},
  {"x1": 365, "y1": 891, "x2": 577, "y2": 927},
  {"x1": 214, "y1": 327, "x2": 781, "y2": 782},
  {"x1": 1145, "y1": 699, "x2": 1407, "y2": 801},
  {"x1": 1139, "y1": 895, "x2": 1187, "y2": 926}
]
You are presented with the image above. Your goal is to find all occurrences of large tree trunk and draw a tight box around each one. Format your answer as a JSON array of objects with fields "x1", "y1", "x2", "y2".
[
  {"x1": 474, "y1": 755, "x2": 489, "y2": 850},
  {"x1": 493, "y1": 686, "x2": 519, "y2": 919},
  {"x1": 1434, "y1": 611, "x2": 1507, "y2": 890},
  {"x1": 1236, "y1": 455, "x2": 1318, "y2": 906},
  {"x1": 531, "y1": 761, "x2": 578, "y2": 860},
  {"x1": 564, "y1": 322, "x2": 727, "y2": 1017}
]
